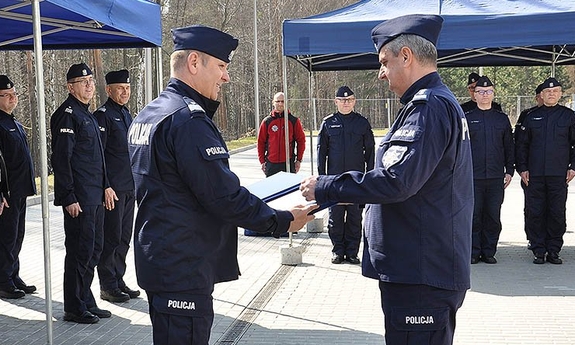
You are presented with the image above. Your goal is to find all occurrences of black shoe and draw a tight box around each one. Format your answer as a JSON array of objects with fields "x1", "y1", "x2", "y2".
[
  {"x1": 331, "y1": 254, "x2": 344, "y2": 264},
  {"x1": 101, "y1": 289, "x2": 130, "y2": 303},
  {"x1": 471, "y1": 256, "x2": 480, "y2": 264},
  {"x1": 88, "y1": 307, "x2": 112, "y2": 318},
  {"x1": 15, "y1": 282, "x2": 36, "y2": 294},
  {"x1": 533, "y1": 256, "x2": 545, "y2": 264},
  {"x1": 119, "y1": 286, "x2": 141, "y2": 298},
  {"x1": 63, "y1": 311, "x2": 99, "y2": 324},
  {"x1": 345, "y1": 256, "x2": 360, "y2": 264},
  {"x1": 481, "y1": 256, "x2": 497, "y2": 264},
  {"x1": 546, "y1": 253, "x2": 563, "y2": 265},
  {"x1": 0, "y1": 286, "x2": 25, "y2": 299}
]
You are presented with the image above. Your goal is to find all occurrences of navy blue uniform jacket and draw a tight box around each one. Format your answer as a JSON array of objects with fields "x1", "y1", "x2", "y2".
[
  {"x1": 94, "y1": 99, "x2": 134, "y2": 192},
  {"x1": 466, "y1": 107, "x2": 514, "y2": 179},
  {"x1": 128, "y1": 78, "x2": 293, "y2": 293},
  {"x1": 314, "y1": 72, "x2": 473, "y2": 291},
  {"x1": 50, "y1": 95, "x2": 106, "y2": 207},
  {"x1": 317, "y1": 111, "x2": 375, "y2": 175},
  {"x1": 516, "y1": 104, "x2": 575, "y2": 176},
  {"x1": 0, "y1": 110, "x2": 35, "y2": 198}
]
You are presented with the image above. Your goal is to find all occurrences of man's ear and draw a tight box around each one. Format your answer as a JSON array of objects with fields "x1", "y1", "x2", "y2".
[
  {"x1": 187, "y1": 51, "x2": 200, "y2": 74},
  {"x1": 400, "y1": 46, "x2": 413, "y2": 64}
]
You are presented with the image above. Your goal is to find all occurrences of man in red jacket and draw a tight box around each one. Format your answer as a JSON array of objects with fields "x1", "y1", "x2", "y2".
[{"x1": 257, "y1": 92, "x2": 306, "y2": 177}]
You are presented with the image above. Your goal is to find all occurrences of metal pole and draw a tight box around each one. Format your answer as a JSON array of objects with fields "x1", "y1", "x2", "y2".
[
  {"x1": 145, "y1": 47, "x2": 153, "y2": 103},
  {"x1": 308, "y1": 70, "x2": 314, "y2": 174},
  {"x1": 282, "y1": 55, "x2": 291, "y2": 173},
  {"x1": 156, "y1": 46, "x2": 164, "y2": 96},
  {"x1": 253, "y1": 0, "x2": 261, "y2": 136},
  {"x1": 31, "y1": 0, "x2": 53, "y2": 343}
]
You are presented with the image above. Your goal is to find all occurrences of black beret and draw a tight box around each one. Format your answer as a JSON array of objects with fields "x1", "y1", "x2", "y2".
[
  {"x1": 105, "y1": 69, "x2": 130, "y2": 84},
  {"x1": 475, "y1": 76, "x2": 493, "y2": 88},
  {"x1": 66, "y1": 63, "x2": 92, "y2": 81},
  {"x1": 467, "y1": 72, "x2": 480, "y2": 86},
  {"x1": 540, "y1": 77, "x2": 562, "y2": 90},
  {"x1": 371, "y1": 14, "x2": 443, "y2": 52},
  {"x1": 335, "y1": 86, "x2": 354, "y2": 98},
  {"x1": 535, "y1": 83, "x2": 544, "y2": 95},
  {"x1": 0, "y1": 75, "x2": 14, "y2": 90},
  {"x1": 172, "y1": 25, "x2": 239, "y2": 63}
]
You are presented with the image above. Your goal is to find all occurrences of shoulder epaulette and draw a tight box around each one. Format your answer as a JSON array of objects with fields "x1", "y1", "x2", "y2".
[
  {"x1": 64, "y1": 106, "x2": 73, "y2": 114},
  {"x1": 96, "y1": 106, "x2": 107, "y2": 113},
  {"x1": 412, "y1": 89, "x2": 430, "y2": 104},
  {"x1": 183, "y1": 96, "x2": 205, "y2": 118}
]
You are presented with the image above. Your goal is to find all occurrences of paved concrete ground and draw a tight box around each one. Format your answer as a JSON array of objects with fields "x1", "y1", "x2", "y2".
[{"x1": 1, "y1": 142, "x2": 575, "y2": 344}]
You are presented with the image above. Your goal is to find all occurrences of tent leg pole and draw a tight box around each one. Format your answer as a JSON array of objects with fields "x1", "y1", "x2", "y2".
[
  {"x1": 282, "y1": 55, "x2": 290, "y2": 173},
  {"x1": 32, "y1": 1, "x2": 53, "y2": 344}
]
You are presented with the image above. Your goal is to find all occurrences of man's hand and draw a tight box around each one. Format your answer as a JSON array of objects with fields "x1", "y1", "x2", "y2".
[
  {"x1": 520, "y1": 171, "x2": 529, "y2": 186},
  {"x1": 300, "y1": 175, "x2": 319, "y2": 201},
  {"x1": 295, "y1": 160, "x2": 301, "y2": 173},
  {"x1": 567, "y1": 169, "x2": 575, "y2": 183},
  {"x1": 287, "y1": 203, "x2": 318, "y2": 232},
  {"x1": 104, "y1": 187, "x2": 119, "y2": 211},
  {"x1": 504, "y1": 174, "x2": 512, "y2": 189},
  {"x1": 0, "y1": 196, "x2": 8, "y2": 216},
  {"x1": 65, "y1": 202, "x2": 82, "y2": 218}
]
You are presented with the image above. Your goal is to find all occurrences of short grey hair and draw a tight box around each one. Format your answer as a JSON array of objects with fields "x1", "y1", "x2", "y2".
[
  {"x1": 384, "y1": 34, "x2": 437, "y2": 67},
  {"x1": 170, "y1": 50, "x2": 209, "y2": 75}
]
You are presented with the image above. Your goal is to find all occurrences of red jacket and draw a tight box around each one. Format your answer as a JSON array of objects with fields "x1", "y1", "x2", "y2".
[{"x1": 257, "y1": 110, "x2": 306, "y2": 164}]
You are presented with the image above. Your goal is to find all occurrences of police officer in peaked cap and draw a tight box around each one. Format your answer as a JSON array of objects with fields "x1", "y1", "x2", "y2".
[
  {"x1": 301, "y1": 14, "x2": 473, "y2": 345},
  {"x1": 50, "y1": 63, "x2": 111, "y2": 323},
  {"x1": 0, "y1": 75, "x2": 37, "y2": 299},
  {"x1": 516, "y1": 77, "x2": 575, "y2": 265},
  {"x1": 128, "y1": 25, "x2": 316, "y2": 344},
  {"x1": 317, "y1": 85, "x2": 375, "y2": 265},
  {"x1": 94, "y1": 69, "x2": 140, "y2": 304},
  {"x1": 514, "y1": 82, "x2": 545, "y2": 244},
  {"x1": 466, "y1": 76, "x2": 514, "y2": 265}
]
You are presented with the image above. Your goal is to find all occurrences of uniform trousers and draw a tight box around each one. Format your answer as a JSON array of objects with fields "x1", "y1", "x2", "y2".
[
  {"x1": 265, "y1": 159, "x2": 295, "y2": 177},
  {"x1": 520, "y1": 181, "x2": 531, "y2": 241},
  {"x1": 328, "y1": 204, "x2": 362, "y2": 257},
  {"x1": 471, "y1": 178, "x2": 504, "y2": 258},
  {"x1": 147, "y1": 291, "x2": 214, "y2": 345},
  {"x1": 526, "y1": 176, "x2": 567, "y2": 257},
  {"x1": 63, "y1": 204, "x2": 103, "y2": 314},
  {"x1": 379, "y1": 282, "x2": 466, "y2": 345},
  {"x1": 0, "y1": 196, "x2": 27, "y2": 289},
  {"x1": 97, "y1": 190, "x2": 135, "y2": 291}
]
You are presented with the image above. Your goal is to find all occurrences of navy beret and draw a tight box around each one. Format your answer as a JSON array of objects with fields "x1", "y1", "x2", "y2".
[
  {"x1": 535, "y1": 83, "x2": 544, "y2": 95},
  {"x1": 106, "y1": 69, "x2": 130, "y2": 84},
  {"x1": 0, "y1": 75, "x2": 14, "y2": 90},
  {"x1": 336, "y1": 86, "x2": 354, "y2": 98},
  {"x1": 467, "y1": 72, "x2": 480, "y2": 86},
  {"x1": 172, "y1": 25, "x2": 239, "y2": 63},
  {"x1": 540, "y1": 77, "x2": 562, "y2": 90},
  {"x1": 66, "y1": 63, "x2": 92, "y2": 81},
  {"x1": 475, "y1": 76, "x2": 493, "y2": 88},
  {"x1": 371, "y1": 14, "x2": 443, "y2": 52}
]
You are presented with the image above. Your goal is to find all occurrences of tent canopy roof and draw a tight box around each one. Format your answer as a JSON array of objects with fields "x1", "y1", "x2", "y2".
[
  {"x1": 283, "y1": 0, "x2": 575, "y2": 70},
  {"x1": 0, "y1": 0, "x2": 162, "y2": 50}
]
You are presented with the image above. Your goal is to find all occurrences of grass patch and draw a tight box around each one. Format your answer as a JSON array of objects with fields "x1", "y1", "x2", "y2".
[{"x1": 35, "y1": 174, "x2": 54, "y2": 193}]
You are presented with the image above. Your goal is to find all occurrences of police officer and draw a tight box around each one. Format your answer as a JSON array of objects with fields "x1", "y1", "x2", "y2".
[
  {"x1": 466, "y1": 76, "x2": 514, "y2": 264},
  {"x1": 50, "y1": 63, "x2": 111, "y2": 323},
  {"x1": 317, "y1": 85, "x2": 374, "y2": 264},
  {"x1": 301, "y1": 14, "x2": 472, "y2": 345},
  {"x1": 516, "y1": 77, "x2": 575, "y2": 265},
  {"x1": 461, "y1": 72, "x2": 502, "y2": 113},
  {"x1": 0, "y1": 75, "x2": 36, "y2": 299},
  {"x1": 128, "y1": 25, "x2": 315, "y2": 344},
  {"x1": 95, "y1": 70, "x2": 140, "y2": 303},
  {"x1": 514, "y1": 83, "x2": 544, "y2": 244}
]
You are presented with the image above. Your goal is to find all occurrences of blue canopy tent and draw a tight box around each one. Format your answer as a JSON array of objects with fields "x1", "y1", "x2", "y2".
[
  {"x1": 0, "y1": 1, "x2": 161, "y2": 343},
  {"x1": 282, "y1": 0, "x2": 575, "y2": 71}
]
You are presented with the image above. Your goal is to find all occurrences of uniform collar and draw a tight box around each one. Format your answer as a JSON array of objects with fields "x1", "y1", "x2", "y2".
[
  {"x1": 67, "y1": 93, "x2": 90, "y2": 110},
  {"x1": 399, "y1": 71, "x2": 442, "y2": 105},
  {"x1": 167, "y1": 78, "x2": 220, "y2": 118},
  {"x1": 0, "y1": 109, "x2": 14, "y2": 120},
  {"x1": 105, "y1": 98, "x2": 128, "y2": 113}
]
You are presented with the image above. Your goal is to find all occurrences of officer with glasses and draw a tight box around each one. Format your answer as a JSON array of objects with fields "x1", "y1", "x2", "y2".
[
  {"x1": 465, "y1": 76, "x2": 514, "y2": 265},
  {"x1": 51, "y1": 63, "x2": 111, "y2": 323}
]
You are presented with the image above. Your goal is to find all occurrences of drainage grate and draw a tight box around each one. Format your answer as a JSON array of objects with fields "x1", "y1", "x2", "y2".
[{"x1": 215, "y1": 233, "x2": 319, "y2": 344}]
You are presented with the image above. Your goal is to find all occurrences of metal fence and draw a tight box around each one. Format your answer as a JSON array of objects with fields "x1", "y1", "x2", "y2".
[{"x1": 287, "y1": 95, "x2": 575, "y2": 131}]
